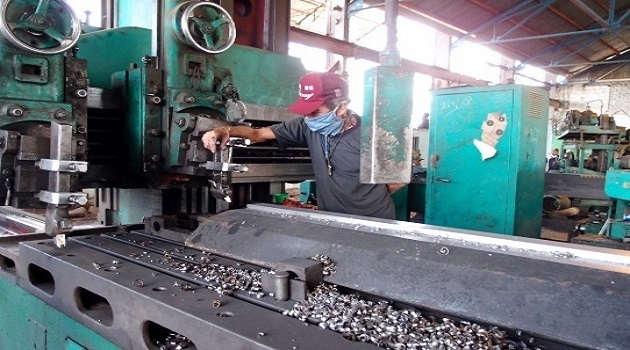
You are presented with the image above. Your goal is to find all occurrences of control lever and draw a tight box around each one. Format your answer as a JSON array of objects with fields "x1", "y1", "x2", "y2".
[
  {"x1": 209, "y1": 173, "x2": 232, "y2": 203},
  {"x1": 226, "y1": 99, "x2": 247, "y2": 123},
  {"x1": 201, "y1": 137, "x2": 250, "y2": 203}
]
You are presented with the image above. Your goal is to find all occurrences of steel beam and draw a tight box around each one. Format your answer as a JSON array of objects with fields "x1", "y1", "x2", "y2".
[
  {"x1": 540, "y1": 58, "x2": 630, "y2": 68},
  {"x1": 616, "y1": 8, "x2": 630, "y2": 25},
  {"x1": 496, "y1": 0, "x2": 559, "y2": 41},
  {"x1": 543, "y1": 0, "x2": 619, "y2": 56},
  {"x1": 477, "y1": 27, "x2": 610, "y2": 44},
  {"x1": 552, "y1": 32, "x2": 608, "y2": 65},
  {"x1": 465, "y1": 0, "x2": 590, "y2": 63},
  {"x1": 569, "y1": 0, "x2": 609, "y2": 27},
  {"x1": 288, "y1": 27, "x2": 489, "y2": 86},
  {"x1": 455, "y1": 0, "x2": 537, "y2": 44}
]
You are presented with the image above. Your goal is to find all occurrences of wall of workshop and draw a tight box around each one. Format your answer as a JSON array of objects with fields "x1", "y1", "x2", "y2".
[{"x1": 556, "y1": 83, "x2": 630, "y2": 128}]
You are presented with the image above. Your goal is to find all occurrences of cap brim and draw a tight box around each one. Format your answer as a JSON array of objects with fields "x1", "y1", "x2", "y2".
[{"x1": 288, "y1": 98, "x2": 324, "y2": 115}]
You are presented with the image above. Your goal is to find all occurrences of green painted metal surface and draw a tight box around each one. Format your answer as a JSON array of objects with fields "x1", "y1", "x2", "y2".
[
  {"x1": 408, "y1": 182, "x2": 426, "y2": 214},
  {"x1": 426, "y1": 85, "x2": 549, "y2": 237},
  {"x1": 112, "y1": 67, "x2": 164, "y2": 186},
  {"x1": 214, "y1": 45, "x2": 305, "y2": 108},
  {"x1": 604, "y1": 170, "x2": 630, "y2": 239},
  {"x1": 0, "y1": 99, "x2": 74, "y2": 128},
  {"x1": 299, "y1": 180, "x2": 316, "y2": 203},
  {"x1": 360, "y1": 66, "x2": 414, "y2": 184},
  {"x1": 390, "y1": 185, "x2": 409, "y2": 221},
  {"x1": 77, "y1": 27, "x2": 152, "y2": 89},
  {"x1": 604, "y1": 170, "x2": 630, "y2": 201},
  {"x1": 115, "y1": 0, "x2": 154, "y2": 29},
  {"x1": 0, "y1": 277, "x2": 121, "y2": 350},
  {"x1": 0, "y1": 48, "x2": 65, "y2": 103}
]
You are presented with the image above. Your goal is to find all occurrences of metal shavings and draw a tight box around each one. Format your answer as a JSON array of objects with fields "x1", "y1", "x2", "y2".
[
  {"x1": 437, "y1": 246, "x2": 450, "y2": 256},
  {"x1": 156, "y1": 250, "x2": 264, "y2": 297},
  {"x1": 180, "y1": 283, "x2": 195, "y2": 292},
  {"x1": 153, "y1": 331, "x2": 194, "y2": 350},
  {"x1": 310, "y1": 254, "x2": 337, "y2": 276},
  {"x1": 283, "y1": 284, "x2": 540, "y2": 350},
  {"x1": 140, "y1": 240, "x2": 155, "y2": 247},
  {"x1": 551, "y1": 251, "x2": 576, "y2": 260},
  {"x1": 133, "y1": 279, "x2": 145, "y2": 287}
]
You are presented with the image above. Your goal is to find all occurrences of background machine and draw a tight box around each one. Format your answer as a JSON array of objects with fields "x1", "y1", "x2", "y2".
[{"x1": 0, "y1": 1, "x2": 629, "y2": 350}]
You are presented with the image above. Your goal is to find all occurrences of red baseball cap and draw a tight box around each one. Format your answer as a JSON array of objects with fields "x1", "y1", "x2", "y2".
[{"x1": 288, "y1": 72, "x2": 349, "y2": 115}]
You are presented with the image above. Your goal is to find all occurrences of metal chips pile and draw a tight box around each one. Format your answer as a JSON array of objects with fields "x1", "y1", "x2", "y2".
[
  {"x1": 153, "y1": 331, "x2": 195, "y2": 350},
  {"x1": 156, "y1": 251, "x2": 265, "y2": 297},
  {"x1": 148, "y1": 245, "x2": 536, "y2": 350},
  {"x1": 283, "y1": 284, "x2": 539, "y2": 350}
]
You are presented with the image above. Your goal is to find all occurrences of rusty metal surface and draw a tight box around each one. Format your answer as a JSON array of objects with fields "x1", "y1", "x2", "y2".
[{"x1": 545, "y1": 172, "x2": 607, "y2": 199}]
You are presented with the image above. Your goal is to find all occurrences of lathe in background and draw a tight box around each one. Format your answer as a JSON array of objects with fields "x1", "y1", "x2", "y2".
[{"x1": 544, "y1": 108, "x2": 630, "y2": 244}]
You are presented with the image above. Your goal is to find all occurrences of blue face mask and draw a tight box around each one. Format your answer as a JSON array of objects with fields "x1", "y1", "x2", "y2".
[{"x1": 304, "y1": 108, "x2": 344, "y2": 136}]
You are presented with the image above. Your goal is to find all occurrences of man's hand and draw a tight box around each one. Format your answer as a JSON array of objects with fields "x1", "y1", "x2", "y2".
[
  {"x1": 202, "y1": 127, "x2": 230, "y2": 153},
  {"x1": 387, "y1": 183, "x2": 405, "y2": 194}
]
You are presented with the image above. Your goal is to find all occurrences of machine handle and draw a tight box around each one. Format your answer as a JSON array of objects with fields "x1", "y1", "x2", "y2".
[
  {"x1": 430, "y1": 154, "x2": 438, "y2": 168},
  {"x1": 436, "y1": 178, "x2": 451, "y2": 183}
]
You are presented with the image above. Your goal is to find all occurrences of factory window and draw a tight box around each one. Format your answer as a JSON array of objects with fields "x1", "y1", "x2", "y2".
[
  {"x1": 288, "y1": 43, "x2": 328, "y2": 72},
  {"x1": 450, "y1": 42, "x2": 502, "y2": 84},
  {"x1": 290, "y1": 2, "x2": 437, "y2": 129},
  {"x1": 515, "y1": 64, "x2": 551, "y2": 87},
  {"x1": 66, "y1": 0, "x2": 103, "y2": 29}
]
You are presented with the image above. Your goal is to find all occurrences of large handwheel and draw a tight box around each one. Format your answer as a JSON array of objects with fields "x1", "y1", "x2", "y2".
[
  {"x1": 174, "y1": 1, "x2": 236, "y2": 54},
  {"x1": 0, "y1": 0, "x2": 81, "y2": 55}
]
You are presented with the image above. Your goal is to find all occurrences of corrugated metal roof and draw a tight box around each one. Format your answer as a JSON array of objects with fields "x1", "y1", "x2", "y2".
[{"x1": 291, "y1": 0, "x2": 630, "y2": 80}]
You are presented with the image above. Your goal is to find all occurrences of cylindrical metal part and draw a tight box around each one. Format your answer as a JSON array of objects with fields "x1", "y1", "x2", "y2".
[
  {"x1": 273, "y1": 271, "x2": 290, "y2": 301},
  {"x1": 543, "y1": 195, "x2": 571, "y2": 213},
  {"x1": 384, "y1": 0, "x2": 398, "y2": 53},
  {"x1": 556, "y1": 207, "x2": 581, "y2": 217},
  {"x1": 380, "y1": 0, "x2": 401, "y2": 66}
]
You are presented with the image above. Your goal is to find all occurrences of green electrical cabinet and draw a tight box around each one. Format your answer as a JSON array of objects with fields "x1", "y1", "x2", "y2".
[{"x1": 426, "y1": 85, "x2": 549, "y2": 237}]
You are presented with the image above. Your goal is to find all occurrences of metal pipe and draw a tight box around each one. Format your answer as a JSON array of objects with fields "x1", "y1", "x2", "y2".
[
  {"x1": 384, "y1": 0, "x2": 398, "y2": 53},
  {"x1": 555, "y1": 207, "x2": 581, "y2": 217},
  {"x1": 475, "y1": 27, "x2": 612, "y2": 44},
  {"x1": 597, "y1": 217, "x2": 613, "y2": 236},
  {"x1": 380, "y1": 0, "x2": 400, "y2": 66},
  {"x1": 543, "y1": 195, "x2": 572, "y2": 213}
]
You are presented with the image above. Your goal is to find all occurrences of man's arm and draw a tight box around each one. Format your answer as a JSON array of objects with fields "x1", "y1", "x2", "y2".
[{"x1": 202, "y1": 126, "x2": 276, "y2": 153}]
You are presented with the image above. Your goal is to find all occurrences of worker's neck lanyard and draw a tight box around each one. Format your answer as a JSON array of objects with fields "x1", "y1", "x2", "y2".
[{"x1": 322, "y1": 133, "x2": 345, "y2": 176}]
